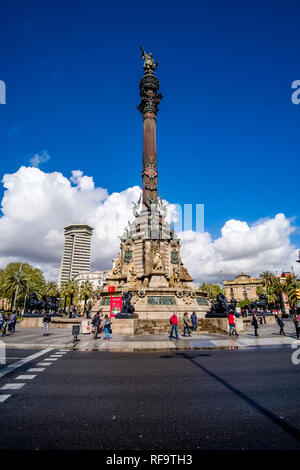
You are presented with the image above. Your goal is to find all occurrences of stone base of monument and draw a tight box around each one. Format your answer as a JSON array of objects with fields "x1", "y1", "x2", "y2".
[
  {"x1": 92, "y1": 286, "x2": 211, "y2": 334},
  {"x1": 111, "y1": 318, "x2": 138, "y2": 335},
  {"x1": 20, "y1": 317, "x2": 82, "y2": 329}
]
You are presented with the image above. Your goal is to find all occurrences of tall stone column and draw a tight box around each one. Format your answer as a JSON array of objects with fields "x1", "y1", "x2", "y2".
[{"x1": 137, "y1": 47, "x2": 162, "y2": 210}]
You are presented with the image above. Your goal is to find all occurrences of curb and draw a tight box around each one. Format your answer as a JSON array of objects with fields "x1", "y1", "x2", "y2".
[
  {"x1": 3, "y1": 341, "x2": 239, "y2": 352},
  {"x1": 2, "y1": 343, "x2": 75, "y2": 350}
]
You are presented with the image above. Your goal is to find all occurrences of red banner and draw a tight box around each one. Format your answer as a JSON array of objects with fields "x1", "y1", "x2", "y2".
[{"x1": 110, "y1": 296, "x2": 122, "y2": 317}]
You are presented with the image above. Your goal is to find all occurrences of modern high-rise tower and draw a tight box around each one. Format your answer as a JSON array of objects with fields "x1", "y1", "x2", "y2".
[{"x1": 58, "y1": 224, "x2": 93, "y2": 287}]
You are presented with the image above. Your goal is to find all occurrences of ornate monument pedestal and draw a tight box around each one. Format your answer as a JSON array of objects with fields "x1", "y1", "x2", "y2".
[{"x1": 91, "y1": 47, "x2": 209, "y2": 333}]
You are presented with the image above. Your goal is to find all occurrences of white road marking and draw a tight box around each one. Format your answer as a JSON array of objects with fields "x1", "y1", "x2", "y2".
[
  {"x1": 15, "y1": 375, "x2": 36, "y2": 380},
  {"x1": 1, "y1": 383, "x2": 25, "y2": 390},
  {"x1": 0, "y1": 348, "x2": 53, "y2": 379},
  {"x1": 50, "y1": 355, "x2": 63, "y2": 358},
  {"x1": 59, "y1": 350, "x2": 69, "y2": 352},
  {"x1": 47, "y1": 358, "x2": 58, "y2": 361},
  {"x1": 27, "y1": 368, "x2": 45, "y2": 372},
  {"x1": 36, "y1": 362, "x2": 52, "y2": 366},
  {"x1": 0, "y1": 394, "x2": 11, "y2": 402}
]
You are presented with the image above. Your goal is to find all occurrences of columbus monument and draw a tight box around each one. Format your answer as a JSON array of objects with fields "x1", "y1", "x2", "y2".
[{"x1": 92, "y1": 47, "x2": 208, "y2": 333}]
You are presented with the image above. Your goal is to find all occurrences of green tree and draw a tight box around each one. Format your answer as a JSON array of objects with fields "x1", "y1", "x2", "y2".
[
  {"x1": 59, "y1": 282, "x2": 69, "y2": 313},
  {"x1": 259, "y1": 271, "x2": 277, "y2": 289},
  {"x1": 199, "y1": 283, "x2": 223, "y2": 300},
  {"x1": 60, "y1": 279, "x2": 79, "y2": 313},
  {"x1": 43, "y1": 281, "x2": 60, "y2": 297},
  {"x1": 0, "y1": 262, "x2": 46, "y2": 310},
  {"x1": 79, "y1": 280, "x2": 93, "y2": 314},
  {"x1": 283, "y1": 275, "x2": 300, "y2": 308},
  {"x1": 258, "y1": 271, "x2": 284, "y2": 309}
]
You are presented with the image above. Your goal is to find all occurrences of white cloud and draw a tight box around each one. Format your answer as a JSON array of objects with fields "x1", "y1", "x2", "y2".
[
  {"x1": 0, "y1": 165, "x2": 299, "y2": 284},
  {"x1": 0, "y1": 166, "x2": 140, "y2": 279},
  {"x1": 179, "y1": 214, "x2": 299, "y2": 284},
  {"x1": 29, "y1": 150, "x2": 50, "y2": 168}
]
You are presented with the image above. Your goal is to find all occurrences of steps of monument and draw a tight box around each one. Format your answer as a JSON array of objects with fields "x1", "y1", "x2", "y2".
[{"x1": 135, "y1": 319, "x2": 221, "y2": 335}]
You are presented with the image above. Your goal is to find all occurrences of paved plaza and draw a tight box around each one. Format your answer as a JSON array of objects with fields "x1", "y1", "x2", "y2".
[{"x1": 1, "y1": 319, "x2": 299, "y2": 352}]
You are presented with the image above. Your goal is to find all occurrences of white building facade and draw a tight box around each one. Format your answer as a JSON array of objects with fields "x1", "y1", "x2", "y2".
[
  {"x1": 73, "y1": 271, "x2": 109, "y2": 290},
  {"x1": 58, "y1": 224, "x2": 93, "y2": 287}
]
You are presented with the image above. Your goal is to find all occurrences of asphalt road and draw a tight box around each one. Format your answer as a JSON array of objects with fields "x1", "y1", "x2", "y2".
[{"x1": 0, "y1": 346, "x2": 300, "y2": 450}]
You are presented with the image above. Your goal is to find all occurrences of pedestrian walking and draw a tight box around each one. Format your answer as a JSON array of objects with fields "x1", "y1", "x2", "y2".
[
  {"x1": 86, "y1": 303, "x2": 92, "y2": 319},
  {"x1": 92, "y1": 311, "x2": 101, "y2": 339},
  {"x1": 7, "y1": 314, "x2": 12, "y2": 333},
  {"x1": 182, "y1": 312, "x2": 191, "y2": 337},
  {"x1": 169, "y1": 312, "x2": 179, "y2": 339},
  {"x1": 103, "y1": 314, "x2": 112, "y2": 340},
  {"x1": 252, "y1": 313, "x2": 259, "y2": 336},
  {"x1": 0, "y1": 311, "x2": 3, "y2": 333},
  {"x1": 228, "y1": 310, "x2": 239, "y2": 337},
  {"x1": 262, "y1": 310, "x2": 267, "y2": 325},
  {"x1": 43, "y1": 311, "x2": 51, "y2": 336},
  {"x1": 293, "y1": 309, "x2": 300, "y2": 339},
  {"x1": 191, "y1": 312, "x2": 197, "y2": 332},
  {"x1": 276, "y1": 314, "x2": 285, "y2": 336},
  {"x1": 10, "y1": 312, "x2": 17, "y2": 333},
  {"x1": 1, "y1": 313, "x2": 8, "y2": 337}
]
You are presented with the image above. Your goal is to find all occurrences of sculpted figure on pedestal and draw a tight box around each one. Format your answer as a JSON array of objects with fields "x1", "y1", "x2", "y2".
[
  {"x1": 169, "y1": 265, "x2": 180, "y2": 287},
  {"x1": 153, "y1": 249, "x2": 163, "y2": 272},
  {"x1": 126, "y1": 262, "x2": 138, "y2": 285},
  {"x1": 179, "y1": 263, "x2": 193, "y2": 281},
  {"x1": 110, "y1": 254, "x2": 122, "y2": 278}
]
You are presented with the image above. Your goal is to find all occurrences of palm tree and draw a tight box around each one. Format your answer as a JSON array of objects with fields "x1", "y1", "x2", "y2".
[
  {"x1": 79, "y1": 281, "x2": 93, "y2": 315},
  {"x1": 59, "y1": 282, "x2": 69, "y2": 313},
  {"x1": 2, "y1": 268, "x2": 27, "y2": 309},
  {"x1": 259, "y1": 271, "x2": 277, "y2": 289},
  {"x1": 258, "y1": 272, "x2": 284, "y2": 309},
  {"x1": 60, "y1": 280, "x2": 79, "y2": 314},
  {"x1": 43, "y1": 281, "x2": 60, "y2": 298},
  {"x1": 283, "y1": 275, "x2": 300, "y2": 308}
]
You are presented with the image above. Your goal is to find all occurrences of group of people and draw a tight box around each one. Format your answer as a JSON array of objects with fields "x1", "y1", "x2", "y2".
[
  {"x1": 250, "y1": 310, "x2": 300, "y2": 338},
  {"x1": 169, "y1": 312, "x2": 198, "y2": 339},
  {"x1": 0, "y1": 311, "x2": 17, "y2": 336},
  {"x1": 92, "y1": 311, "x2": 112, "y2": 340}
]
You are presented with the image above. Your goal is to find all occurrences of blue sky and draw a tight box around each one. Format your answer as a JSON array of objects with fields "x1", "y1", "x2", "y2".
[{"x1": 1, "y1": 0, "x2": 300, "y2": 248}]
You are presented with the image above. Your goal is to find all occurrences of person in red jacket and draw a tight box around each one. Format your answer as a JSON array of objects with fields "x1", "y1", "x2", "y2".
[
  {"x1": 169, "y1": 312, "x2": 179, "y2": 339},
  {"x1": 228, "y1": 310, "x2": 238, "y2": 337}
]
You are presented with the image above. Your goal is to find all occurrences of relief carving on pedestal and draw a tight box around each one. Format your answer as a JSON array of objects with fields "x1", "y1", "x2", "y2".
[{"x1": 183, "y1": 293, "x2": 192, "y2": 305}]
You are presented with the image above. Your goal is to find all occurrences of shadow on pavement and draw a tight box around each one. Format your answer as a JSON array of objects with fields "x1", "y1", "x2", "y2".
[{"x1": 159, "y1": 351, "x2": 300, "y2": 444}]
